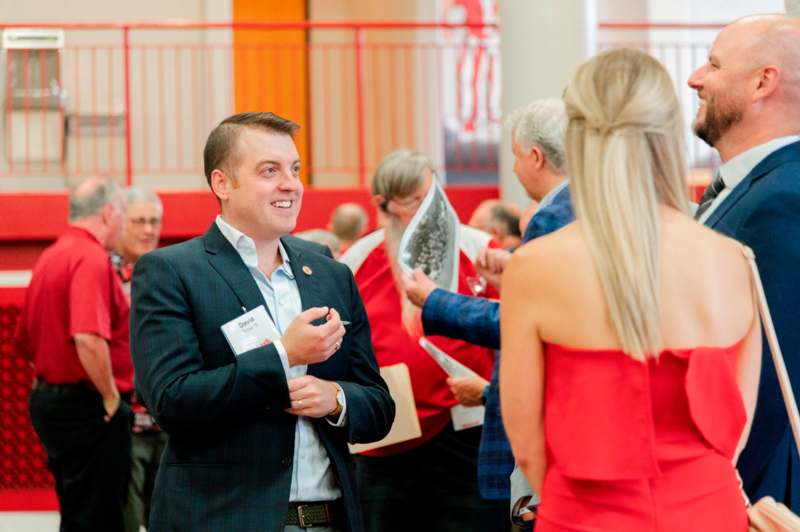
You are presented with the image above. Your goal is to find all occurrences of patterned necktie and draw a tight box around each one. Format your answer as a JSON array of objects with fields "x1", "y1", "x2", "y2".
[{"x1": 694, "y1": 172, "x2": 726, "y2": 220}]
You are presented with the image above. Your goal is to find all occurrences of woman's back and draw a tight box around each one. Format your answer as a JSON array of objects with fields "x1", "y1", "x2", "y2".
[
  {"x1": 522, "y1": 210, "x2": 755, "y2": 352},
  {"x1": 503, "y1": 212, "x2": 760, "y2": 531},
  {"x1": 499, "y1": 48, "x2": 761, "y2": 531}
]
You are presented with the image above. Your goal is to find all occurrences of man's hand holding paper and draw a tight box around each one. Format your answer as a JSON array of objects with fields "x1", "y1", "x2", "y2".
[{"x1": 447, "y1": 376, "x2": 489, "y2": 407}]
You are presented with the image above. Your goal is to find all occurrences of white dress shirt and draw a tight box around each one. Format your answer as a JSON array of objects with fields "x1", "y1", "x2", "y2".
[
  {"x1": 215, "y1": 215, "x2": 344, "y2": 502},
  {"x1": 698, "y1": 136, "x2": 800, "y2": 224}
]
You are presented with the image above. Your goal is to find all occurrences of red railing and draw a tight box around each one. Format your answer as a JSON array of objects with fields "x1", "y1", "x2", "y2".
[
  {"x1": 0, "y1": 20, "x2": 726, "y2": 190},
  {"x1": 0, "y1": 21, "x2": 501, "y2": 189}
]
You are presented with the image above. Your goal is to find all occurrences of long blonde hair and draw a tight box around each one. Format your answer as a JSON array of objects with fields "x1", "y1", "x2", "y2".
[{"x1": 563, "y1": 49, "x2": 691, "y2": 360}]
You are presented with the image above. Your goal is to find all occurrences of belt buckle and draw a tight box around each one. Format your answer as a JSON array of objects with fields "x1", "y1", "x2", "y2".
[{"x1": 297, "y1": 504, "x2": 310, "y2": 528}]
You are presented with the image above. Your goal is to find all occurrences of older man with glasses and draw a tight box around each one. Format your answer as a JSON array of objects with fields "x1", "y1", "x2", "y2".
[
  {"x1": 110, "y1": 186, "x2": 166, "y2": 532},
  {"x1": 341, "y1": 149, "x2": 507, "y2": 532}
]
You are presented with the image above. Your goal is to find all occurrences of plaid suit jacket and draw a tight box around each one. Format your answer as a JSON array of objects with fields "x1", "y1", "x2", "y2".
[
  {"x1": 130, "y1": 224, "x2": 394, "y2": 532},
  {"x1": 421, "y1": 184, "x2": 574, "y2": 500}
]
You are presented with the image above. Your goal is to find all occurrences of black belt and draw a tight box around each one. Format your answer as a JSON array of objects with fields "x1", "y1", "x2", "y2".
[
  {"x1": 286, "y1": 500, "x2": 342, "y2": 528},
  {"x1": 32, "y1": 379, "x2": 132, "y2": 403},
  {"x1": 32, "y1": 379, "x2": 95, "y2": 397}
]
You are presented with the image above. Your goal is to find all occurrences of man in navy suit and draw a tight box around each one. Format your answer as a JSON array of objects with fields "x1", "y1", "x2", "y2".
[
  {"x1": 130, "y1": 112, "x2": 394, "y2": 532},
  {"x1": 688, "y1": 14, "x2": 800, "y2": 511},
  {"x1": 403, "y1": 99, "x2": 574, "y2": 526}
]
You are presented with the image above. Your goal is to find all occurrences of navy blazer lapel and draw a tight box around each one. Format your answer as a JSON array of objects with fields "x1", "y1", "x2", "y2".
[
  {"x1": 704, "y1": 177, "x2": 753, "y2": 229},
  {"x1": 203, "y1": 223, "x2": 269, "y2": 315},
  {"x1": 705, "y1": 140, "x2": 800, "y2": 228},
  {"x1": 281, "y1": 239, "x2": 333, "y2": 380},
  {"x1": 281, "y1": 237, "x2": 326, "y2": 312}
]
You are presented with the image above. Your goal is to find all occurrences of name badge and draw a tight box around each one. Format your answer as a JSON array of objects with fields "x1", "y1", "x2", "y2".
[{"x1": 220, "y1": 305, "x2": 281, "y2": 356}]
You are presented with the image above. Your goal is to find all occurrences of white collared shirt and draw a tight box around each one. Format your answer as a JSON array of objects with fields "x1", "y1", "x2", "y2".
[
  {"x1": 698, "y1": 136, "x2": 800, "y2": 224},
  {"x1": 215, "y1": 215, "x2": 344, "y2": 502}
]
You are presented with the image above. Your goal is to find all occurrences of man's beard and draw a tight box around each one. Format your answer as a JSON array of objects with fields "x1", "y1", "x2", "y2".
[
  {"x1": 384, "y1": 218, "x2": 407, "y2": 266},
  {"x1": 694, "y1": 95, "x2": 743, "y2": 147}
]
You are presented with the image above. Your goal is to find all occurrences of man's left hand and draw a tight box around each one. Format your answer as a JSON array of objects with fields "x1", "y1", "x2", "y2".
[
  {"x1": 285, "y1": 375, "x2": 338, "y2": 418},
  {"x1": 446, "y1": 376, "x2": 489, "y2": 407},
  {"x1": 402, "y1": 268, "x2": 438, "y2": 308}
]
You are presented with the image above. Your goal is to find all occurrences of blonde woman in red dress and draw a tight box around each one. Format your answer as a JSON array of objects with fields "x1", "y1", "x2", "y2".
[{"x1": 500, "y1": 48, "x2": 761, "y2": 531}]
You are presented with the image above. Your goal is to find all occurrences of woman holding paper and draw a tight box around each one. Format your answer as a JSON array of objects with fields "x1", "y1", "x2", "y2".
[{"x1": 499, "y1": 49, "x2": 761, "y2": 530}]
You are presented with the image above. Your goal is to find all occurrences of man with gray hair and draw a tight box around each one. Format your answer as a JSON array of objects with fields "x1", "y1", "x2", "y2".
[
  {"x1": 110, "y1": 186, "x2": 165, "y2": 532},
  {"x1": 15, "y1": 177, "x2": 133, "y2": 532},
  {"x1": 402, "y1": 98, "x2": 574, "y2": 527}
]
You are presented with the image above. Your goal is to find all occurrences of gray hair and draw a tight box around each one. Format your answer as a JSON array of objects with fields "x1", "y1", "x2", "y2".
[
  {"x1": 505, "y1": 98, "x2": 568, "y2": 174},
  {"x1": 371, "y1": 149, "x2": 437, "y2": 202},
  {"x1": 124, "y1": 186, "x2": 163, "y2": 213},
  {"x1": 69, "y1": 178, "x2": 122, "y2": 222}
]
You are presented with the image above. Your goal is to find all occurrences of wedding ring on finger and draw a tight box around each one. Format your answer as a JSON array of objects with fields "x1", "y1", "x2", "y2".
[
  {"x1": 334, "y1": 341, "x2": 342, "y2": 351},
  {"x1": 296, "y1": 399, "x2": 304, "y2": 408}
]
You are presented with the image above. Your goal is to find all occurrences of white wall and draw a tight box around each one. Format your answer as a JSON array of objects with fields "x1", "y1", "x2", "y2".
[{"x1": 499, "y1": 0, "x2": 595, "y2": 205}]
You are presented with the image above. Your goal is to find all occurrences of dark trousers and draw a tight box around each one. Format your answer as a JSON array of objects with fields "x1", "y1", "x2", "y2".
[
  {"x1": 124, "y1": 430, "x2": 167, "y2": 532},
  {"x1": 355, "y1": 424, "x2": 508, "y2": 532},
  {"x1": 29, "y1": 387, "x2": 132, "y2": 532}
]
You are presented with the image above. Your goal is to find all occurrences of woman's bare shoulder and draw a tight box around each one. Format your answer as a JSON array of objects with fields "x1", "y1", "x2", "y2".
[
  {"x1": 507, "y1": 222, "x2": 588, "y2": 286},
  {"x1": 513, "y1": 222, "x2": 580, "y2": 261}
]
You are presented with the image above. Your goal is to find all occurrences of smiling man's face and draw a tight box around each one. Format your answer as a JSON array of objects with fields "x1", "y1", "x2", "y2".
[
  {"x1": 687, "y1": 23, "x2": 759, "y2": 147},
  {"x1": 217, "y1": 126, "x2": 303, "y2": 242}
]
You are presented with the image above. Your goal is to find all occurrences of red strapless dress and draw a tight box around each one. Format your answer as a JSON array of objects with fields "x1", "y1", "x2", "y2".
[{"x1": 535, "y1": 341, "x2": 749, "y2": 531}]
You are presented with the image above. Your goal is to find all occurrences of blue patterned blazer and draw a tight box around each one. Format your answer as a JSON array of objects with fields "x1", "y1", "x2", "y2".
[{"x1": 421, "y1": 184, "x2": 574, "y2": 500}]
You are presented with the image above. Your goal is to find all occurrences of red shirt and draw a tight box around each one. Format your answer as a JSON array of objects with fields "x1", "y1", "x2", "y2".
[
  {"x1": 15, "y1": 227, "x2": 133, "y2": 392},
  {"x1": 345, "y1": 229, "x2": 497, "y2": 455}
]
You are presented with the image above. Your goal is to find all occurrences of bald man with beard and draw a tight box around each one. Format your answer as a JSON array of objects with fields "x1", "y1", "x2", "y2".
[{"x1": 688, "y1": 14, "x2": 800, "y2": 510}]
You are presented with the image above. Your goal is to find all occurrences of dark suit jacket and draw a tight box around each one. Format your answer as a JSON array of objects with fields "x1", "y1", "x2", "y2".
[
  {"x1": 130, "y1": 223, "x2": 395, "y2": 532},
  {"x1": 703, "y1": 140, "x2": 800, "y2": 511},
  {"x1": 421, "y1": 184, "x2": 574, "y2": 502}
]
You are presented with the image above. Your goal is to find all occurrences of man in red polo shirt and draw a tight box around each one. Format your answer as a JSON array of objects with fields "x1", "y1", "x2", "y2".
[
  {"x1": 15, "y1": 177, "x2": 133, "y2": 532},
  {"x1": 340, "y1": 149, "x2": 507, "y2": 531}
]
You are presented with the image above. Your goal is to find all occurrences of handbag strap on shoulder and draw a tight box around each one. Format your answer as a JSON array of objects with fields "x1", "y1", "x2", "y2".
[{"x1": 742, "y1": 244, "x2": 800, "y2": 458}]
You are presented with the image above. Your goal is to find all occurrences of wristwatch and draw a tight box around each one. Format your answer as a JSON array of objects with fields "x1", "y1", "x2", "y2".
[{"x1": 328, "y1": 382, "x2": 345, "y2": 419}]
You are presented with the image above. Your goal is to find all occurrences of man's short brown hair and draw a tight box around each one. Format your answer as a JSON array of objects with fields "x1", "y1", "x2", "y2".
[{"x1": 203, "y1": 112, "x2": 300, "y2": 187}]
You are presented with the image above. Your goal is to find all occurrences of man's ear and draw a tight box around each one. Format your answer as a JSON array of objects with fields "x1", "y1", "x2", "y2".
[
  {"x1": 210, "y1": 168, "x2": 233, "y2": 202},
  {"x1": 372, "y1": 194, "x2": 387, "y2": 212},
  {"x1": 530, "y1": 146, "x2": 546, "y2": 171},
  {"x1": 753, "y1": 65, "x2": 780, "y2": 102},
  {"x1": 101, "y1": 201, "x2": 116, "y2": 225}
]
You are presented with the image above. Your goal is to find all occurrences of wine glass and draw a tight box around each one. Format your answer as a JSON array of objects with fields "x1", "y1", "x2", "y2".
[{"x1": 466, "y1": 275, "x2": 487, "y2": 296}]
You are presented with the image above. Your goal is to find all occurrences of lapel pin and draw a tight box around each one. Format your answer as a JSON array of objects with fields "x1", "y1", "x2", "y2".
[{"x1": 302, "y1": 265, "x2": 313, "y2": 276}]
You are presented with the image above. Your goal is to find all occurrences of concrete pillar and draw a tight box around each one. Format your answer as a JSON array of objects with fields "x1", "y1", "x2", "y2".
[{"x1": 498, "y1": 0, "x2": 596, "y2": 204}]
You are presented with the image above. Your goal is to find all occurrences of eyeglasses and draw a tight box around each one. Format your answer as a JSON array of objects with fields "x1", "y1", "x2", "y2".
[
  {"x1": 383, "y1": 196, "x2": 424, "y2": 216},
  {"x1": 129, "y1": 217, "x2": 162, "y2": 228}
]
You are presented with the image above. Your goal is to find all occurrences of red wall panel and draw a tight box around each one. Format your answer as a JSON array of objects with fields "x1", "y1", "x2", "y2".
[{"x1": 0, "y1": 186, "x2": 499, "y2": 269}]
